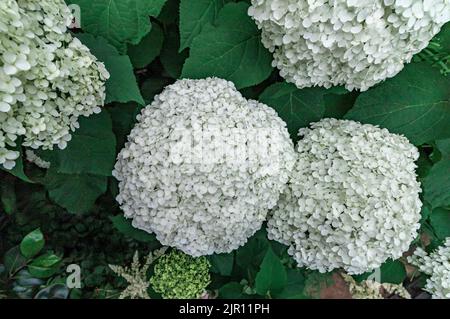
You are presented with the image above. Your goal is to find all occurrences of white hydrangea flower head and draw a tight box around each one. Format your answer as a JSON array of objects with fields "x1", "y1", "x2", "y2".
[
  {"x1": 113, "y1": 78, "x2": 296, "y2": 257},
  {"x1": 0, "y1": 0, "x2": 109, "y2": 170},
  {"x1": 268, "y1": 118, "x2": 422, "y2": 274},
  {"x1": 248, "y1": 0, "x2": 450, "y2": 91},
  {"x1": 408, "y1": 238, "x2": 450, "y2": 299}
]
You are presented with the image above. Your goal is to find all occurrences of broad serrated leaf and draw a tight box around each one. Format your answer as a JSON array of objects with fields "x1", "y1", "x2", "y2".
[
  {"x1": 417, "y1": 149, "x2": 434, "y2": 181},
  {"x1": 68, "y1": 0, "x2": 167, "y2": 52},
  {"x1": 110, "y1": 215, "x2": 157, "y2": 243},
  {"x1": 423, "y1": 160, "x2": 450, "y2": 209},
  {"x1": 158, "y1": 0, "x2": 180, "y2": 25},
  {"x1": 179, "y1": 0, "x2": 228, "y2": 51},
  {"x1": 140, "y1": 77, "x2": 170, "y2": 104},
  {"x1": 434, "y1": 22, "x2": 450, "y2": 53},
  {"x1": 20, "y1": 229, "x2": 45, "y2": 259},
  {"x1": 255, "y1": 247, "x2": 287, "y2": 296},
  {"x1": 108, "y1": 103, "x2": 143, "y2": 150},
  {"x1": 272, "y1": 269, "x2": 306, "y2": 299},
  {"x1": 259, "y1": 83, "x2": 348, "y2": 141},
  {"x1": 45, "y1": 172, "x2": 108, "y2": 214},
  {"x1": 235, "y1": 229, "x2": 269, "y2": 280},
  {"x1": 345, "y1": 63, "x2": 450, "y2": 145},
  {"x1": 77, "y1": 34, "x2": 144, "y2": 105},
  {"x1": 182, "y1": 2, "x2": 272, "y2": 89},
  {"x1": 436, "y1": 139, "x2": 450, "y2": 157},
  {"x1": 219, "y1": 282, "x2": 251, "y2": 299},
  {"x1": 39, "y1": 112, "x2": 116, "y2": 177},
  {"x1": 161, "y1": 26, "x2": 189, "y2": 79},
  {"x1": 430, "y1": 207, "x2": 450, "y2": 240},
  {"x1": 208, "y1": 253, "x2": 234, "y2": 276},
  {"x1": 128, "y1": 23, "x2": 164, "y2": 68},
  {"x1": 420, "y1": 203, "x2": 432, "y2": 226},
  {"x1": 380, "y1": 260, "x2": 406, "y2": 284}
]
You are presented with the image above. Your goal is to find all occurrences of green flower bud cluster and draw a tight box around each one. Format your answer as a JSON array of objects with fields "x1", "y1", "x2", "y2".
[{"x1": 150, "y1": 250, "x2": 211, "y2": 299}]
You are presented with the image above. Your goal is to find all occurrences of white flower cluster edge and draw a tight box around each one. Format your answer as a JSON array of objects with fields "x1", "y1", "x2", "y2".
[
  {"x1": 0, "y1": 0, "x2": 109, "y2": 170},
  {"x1": 408, "y1": 238, "x2": 450, "y2": 299},
  {"x1": 25, "y1": 149, "x2": 50, "y2": 169},
  {"x1": 113, "y1": 77, "x2": 296, "y2": 257},
  {"x1": 268, "y1": 118, "x2": 422, "y2": 274},
  {"x1": 248, "y1": 0, "x2": 450, "y2": 91}
]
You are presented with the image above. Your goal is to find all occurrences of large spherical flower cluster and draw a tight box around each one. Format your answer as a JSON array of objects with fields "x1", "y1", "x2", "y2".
[
  {"x1": 0, "y1": 0, "x2": 109, "y2": 170},
  {"x1": 113, "y1": 77, "x2": 296, "y2": 257},
  {"x1": 150, "y1": 250, "x2": 211, "y2": 299},
  {"x1": 268, "y1": 118, "x2": 422, "y2": 274},
  {"x1": 408, "y1": 238, "x2": 450, "y2": 299},
  {"x1": 248, "y1": 0, "x2": 450, "y2": 91}
]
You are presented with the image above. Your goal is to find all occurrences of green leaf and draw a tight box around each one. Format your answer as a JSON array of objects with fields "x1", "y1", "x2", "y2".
[
  {"x1": 0, "y1": 181, "x2": 16, "y2": 214},
  {"x1": 436, "y1": 139, "x2": 450, "y2": 157},
  {"x1": 219, "y1": 282, "x2": 250, "y2": 299},
  {"x1": 255, "y1": 247, "x2": 287, "y2": 296},
  {"x1": 68, "y1": 0, "x2": 167, "y2": 52},
  {"x1": 158, "y1": 0, "x2": 180, "y2": 25},
  {"x1": 14, "y1": 269, "x2": 44, "y2": 288},
  {"x1": 345, "y1": 63, "x2": 450, "y2": 145},
  {"x1": 128, "y1": 23, "x2": 164, "y2": 68},
  {"x1": 182, "y1": 2, "x2": 273, "y2": 89},
  {"x1": 351, "y1": 271, "x2": 372, "y2": 283},
  {"x1": 434, "y1": 22, "x2": 450, "y2": 53},
  {"x1": 45, "y1": 172, "x2": 108, "y2": 214},
  {"x1": 77, "y1": 33, "x2": 144, "y2": 105},
  {"x1": 208, "y1": 253, "x2": 234, "y2": 276},
  {"x1": 160, "y1": 26, "x2": 189, "y2": 79},
  {"x1": 417, "y1": 149, "x2": 434, "y2": 181},
  {"x1": 110, "y1": 215, "x2": 157, "y2": 243},
  {"x1": 39, "y1": 112, "x2": 116, "y2": 177},
  {"x1": 272, "y1": 269, "x2": 306, "y2": 299},
  {"x1": 11, "y1": 269, "x2": 44, "y2": 299},
  {"x1": 430, "y1": 207, "x2": 450, "y2": 240},
  {"x1": 34, "y1": 284, "x2": 69, "y2": 299},
  {"x1": 423, "y1": 160, "x2": 450, "y2": 209},
  {"x1": 141, "y1": 77, "x2": 170, "y2": 104},
  {"x1": 380, "y1": 260, "x2": 406, "y2": 284},
  {"x1": 259, "y1": 83, "x2": 348, "y2": 141},
  {"x1": 28, "y1": 253, "x2": 61, "y2": 279},
  {"x1": 235, "y1": 229, "x2": 269, "y2": 281},
  {"x1": 1, "y1": 145, "x2": 33, "y2": 183},
  {"x1": 20, "y1": 229, "x2": 45, "y2": 259},
  {"x1": 323, "y1": 90, "x2": 359, "y2": 119},
  {"x1": 4, "y1": 246, "x2": 27, "y2": 276},
  {"x1": 420, "y1": 203, "x2": 432, "y2": 226},
  {"x1": 108, "y1": 103, "x2": 143, "y2": 150},
  {"x1": 179, "y1": 0, "x2": 228, "y2": 51}
]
